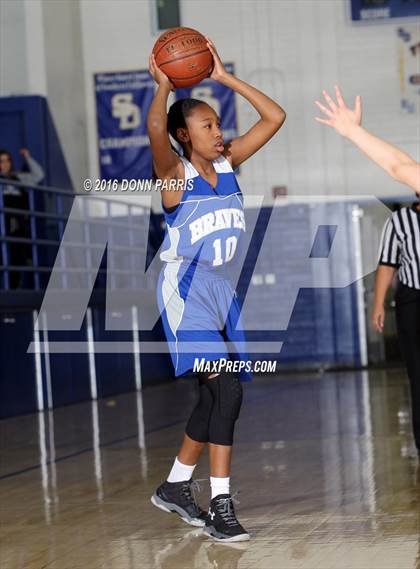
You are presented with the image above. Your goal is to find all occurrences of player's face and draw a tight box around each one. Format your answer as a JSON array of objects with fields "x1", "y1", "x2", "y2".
[
  {"x1": 184, "y1": 104, "x2": 224, "y2": 159},
  {"x1": 0, "y1": 153, "x2": 12, "y2": 175}
]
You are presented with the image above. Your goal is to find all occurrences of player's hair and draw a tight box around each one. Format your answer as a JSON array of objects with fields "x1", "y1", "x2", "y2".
[
  {"x1": 151, "y1": 98, "x2": 204, "y2": 180},
  {"x1": 167, "y1": 98, "x2": 204, "y2": 150}
]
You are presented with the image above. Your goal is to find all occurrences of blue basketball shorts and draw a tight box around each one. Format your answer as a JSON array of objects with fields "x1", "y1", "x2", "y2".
[{"x1": 157, "y1": 263, "x2": 252, "y2": 382}]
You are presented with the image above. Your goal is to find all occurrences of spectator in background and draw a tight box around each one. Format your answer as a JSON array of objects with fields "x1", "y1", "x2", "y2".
[
  {"x1": 0, "y1": 148, "x2": 44, "y2": 288},
  {"x1": 0, "y1": 148, "x2": 44, "y2": 186}
]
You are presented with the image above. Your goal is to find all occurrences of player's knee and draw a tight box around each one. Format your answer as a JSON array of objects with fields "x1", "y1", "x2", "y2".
[
  {"x1": 185, "y1": 419, "x2": 209, "y2": 443},
  {"x1": 209, "y1": 419, "x2": 235, "y2": 446},
  {"x1": 204, "y1": 372, "x2": 243, "y2": 445},
  {"x1": 217, "y1": 372, "x2": 243, "y2": 421},
  {"x1": 200, "y1": 371, "x2": 243, "y2": 420},
  {"x1": 185, "y1": 383, "x2": 213, "y2": 443}
]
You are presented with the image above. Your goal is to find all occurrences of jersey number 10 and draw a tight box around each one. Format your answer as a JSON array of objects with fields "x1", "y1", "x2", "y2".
[{"x1": 212, "y1": 236, "x2": 238, "y2": 266}]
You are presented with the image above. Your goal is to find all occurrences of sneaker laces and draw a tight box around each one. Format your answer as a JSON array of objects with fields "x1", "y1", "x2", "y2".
[
  {"x1": 180, "y1": 478, "x2": 206, "y2": 506},
  {"x1": 215, "y1": 491, "x2": 241, "y2": 526}
]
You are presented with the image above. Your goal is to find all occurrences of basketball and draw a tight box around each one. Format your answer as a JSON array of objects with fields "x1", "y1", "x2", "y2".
[{"x1": 152, "y1": 27, "x2": 214, "y2": 88}]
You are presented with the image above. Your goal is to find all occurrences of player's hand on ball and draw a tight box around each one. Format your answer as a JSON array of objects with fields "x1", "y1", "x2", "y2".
[
  {"x1": 315, "y1": 85, "x2": 362, "y2": 138},
  {"x1": 205, "y1": 37, "x2": 228, "y2": 82},
  {"x1": 371, "y1": 305, "x2": 385, "y2": 333},
  {"x1": 148, "y1": 53, "x2": 175, "y2": 91}
]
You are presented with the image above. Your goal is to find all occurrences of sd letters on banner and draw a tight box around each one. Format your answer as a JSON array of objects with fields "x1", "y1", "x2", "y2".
[{"x1": 95, "y1": 70, "x2": 154, "y2": 181}]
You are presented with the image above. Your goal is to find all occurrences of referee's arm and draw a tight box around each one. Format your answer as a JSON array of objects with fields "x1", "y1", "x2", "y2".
[{"x1": 372, "y1": 219, "x2": 399, "y2": 333}]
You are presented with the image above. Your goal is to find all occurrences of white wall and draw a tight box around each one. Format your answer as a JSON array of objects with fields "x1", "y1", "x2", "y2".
[
  {"x1": 79, "y1": 0, "x2": 159, "y2": 207},
  {"x1": 42, "y1": 0, "x2": 88, "y2": 189},
  {"x1": 79, "y1": 0, "x2": 419, "y2": 204},
  {"x1": 0, "y1": 0, "x2": 48, "y2": 96},
  {"x1": 0, "y1": 0, "x2": 32, "y2": 96},
  {"x1": 0, "y1": 0, "x2": 88, "y2": 188},
  {"x1": 1, "y1": 0, "x2": 419, "y2": 203},
  {"x1": 180, "y1": 0, "x2": 419, "y2": 200}
]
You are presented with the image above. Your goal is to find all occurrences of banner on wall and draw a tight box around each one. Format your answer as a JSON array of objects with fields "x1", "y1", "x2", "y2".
[
  {"x1": 397, "y1": 26, "x2": 420, "y2": 114},
  {"x1": 94, "y1": 70, "x2": 154, "y2": 181},
  {"x1": 351, "y1": 0, "x2": 420, "y2": 21},
  {"x1": 175, "y1": 63, "x2": 238, "y2": 146}
]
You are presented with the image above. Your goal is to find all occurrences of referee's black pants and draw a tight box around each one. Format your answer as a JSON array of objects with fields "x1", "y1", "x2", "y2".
[{"x1": 395, "y1": 282, "x2": 420, "y2": 452}]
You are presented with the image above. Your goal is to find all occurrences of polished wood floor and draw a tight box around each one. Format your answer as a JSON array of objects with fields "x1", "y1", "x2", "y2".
[{"x1": 1, "y1": 369, "x2": 419, "y2": 569}]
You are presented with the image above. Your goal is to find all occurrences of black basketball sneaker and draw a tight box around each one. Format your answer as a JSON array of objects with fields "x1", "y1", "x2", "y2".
[
  {"x1": 151, "y1": 479, "x2": 207, "y2": 527},
  {"x1": 203, "y1": 494, "x2": 250, "y2": 542}
]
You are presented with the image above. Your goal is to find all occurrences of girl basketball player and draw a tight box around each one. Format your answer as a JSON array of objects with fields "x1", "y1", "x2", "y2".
[{"x1": 147, "y1": 38, "x2": 286, "y2": 541}]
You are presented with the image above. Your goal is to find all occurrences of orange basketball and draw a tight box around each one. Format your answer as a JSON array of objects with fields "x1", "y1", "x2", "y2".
[{"x1": 152, "y1": 27, "x2": 214, "y2": 88}]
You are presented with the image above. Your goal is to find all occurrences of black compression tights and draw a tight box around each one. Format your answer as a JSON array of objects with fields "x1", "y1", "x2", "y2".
[
  {"x1": 185, "y1": 368, "x2": 243, "y2": 446},
  {"x1": 396, "y1": 288, "x2": 420, "y2": 452}
]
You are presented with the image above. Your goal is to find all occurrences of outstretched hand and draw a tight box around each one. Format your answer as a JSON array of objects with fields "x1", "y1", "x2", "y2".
[
  {"x1": 315, "y1": 85, "x2": 362, "y2": 137},
  {"x1": 205, "y1": 37, "x2": 228, "y2": 82},
  {"x1": 148, "y1": 53, "x2": 175, "y2": 91}
]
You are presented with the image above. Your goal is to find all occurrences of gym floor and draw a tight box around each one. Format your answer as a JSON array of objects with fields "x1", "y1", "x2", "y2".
[{"x1": 1, "y1": 369, "x2": 419, "y2": 569}]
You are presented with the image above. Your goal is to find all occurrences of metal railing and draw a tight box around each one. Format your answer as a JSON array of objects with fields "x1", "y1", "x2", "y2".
[{"x1": 0, "y1": 179, "x2": 158, "y2": 292}]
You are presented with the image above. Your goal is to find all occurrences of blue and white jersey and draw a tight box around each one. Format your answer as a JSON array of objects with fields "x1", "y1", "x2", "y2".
[
  {"x1": 157, "y1": 154, "x2": 252, "y2": 381},
  {"x1": 160, "y1": 155, "x2": 246, "y2": 272}
]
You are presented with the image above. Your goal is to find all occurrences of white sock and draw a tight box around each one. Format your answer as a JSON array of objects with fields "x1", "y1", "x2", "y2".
[
  {"x1": 210, "y1": 476, "x2": 230, "y2": 499},
  {"x1": 167, "y1": 457, "x2": 196, "y2": 483}
]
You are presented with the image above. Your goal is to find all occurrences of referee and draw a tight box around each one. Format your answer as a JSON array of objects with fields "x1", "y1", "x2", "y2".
[
  {"x1": 315, "y1": 85, "x2": 420, "y2": 457},
  {"x1": 374, "y1": 201, "x2": 420, "y2": 457}
]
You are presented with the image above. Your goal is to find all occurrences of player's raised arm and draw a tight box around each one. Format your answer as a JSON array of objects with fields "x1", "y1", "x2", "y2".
[
  {"x1": 147, "y1": 54, "x2": 182, "y2": 180},
  {"x1": 315, "y1": 85, "x2": 420, "y2": 195},
  {"x1": 205, "y1": 38, "x2": 286, "y2": 170}
]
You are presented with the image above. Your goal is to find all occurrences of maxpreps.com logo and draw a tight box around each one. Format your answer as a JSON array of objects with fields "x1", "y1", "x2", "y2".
[{"x1": 111, "y1": 93, "x2": 141, "y2": 130}]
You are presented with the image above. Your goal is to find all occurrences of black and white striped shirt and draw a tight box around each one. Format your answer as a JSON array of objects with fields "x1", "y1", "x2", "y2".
[{"x1": 378, "y1": 204, "x2": 420, "y2": 290}]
